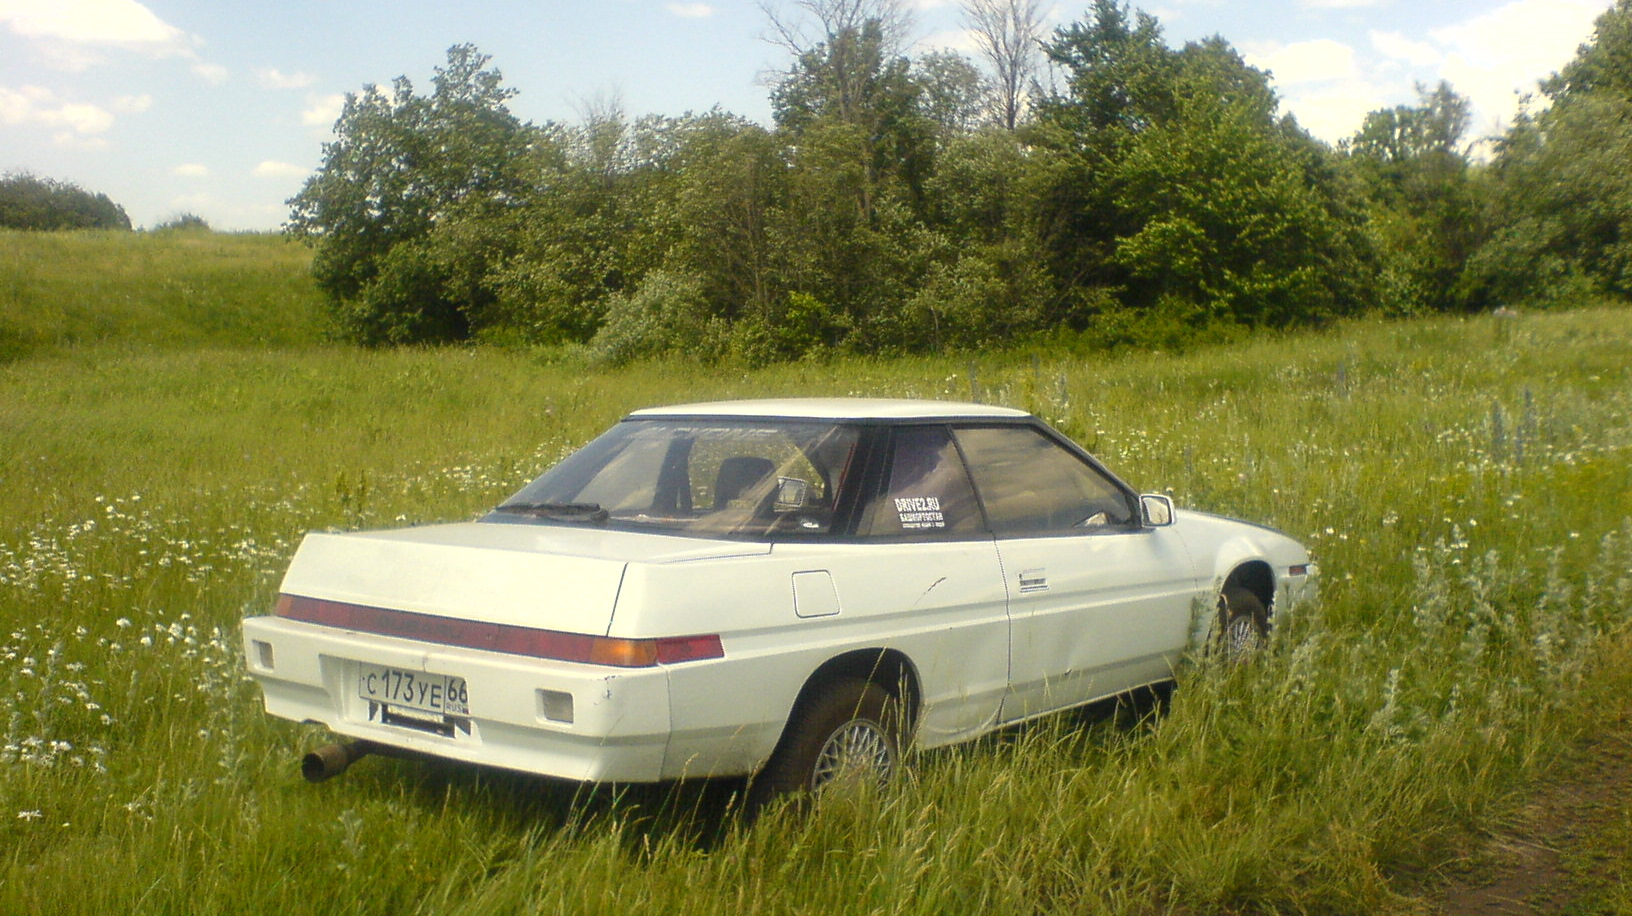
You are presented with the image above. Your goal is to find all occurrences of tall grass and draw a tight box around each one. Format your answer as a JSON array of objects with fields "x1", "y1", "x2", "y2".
[
  {"x1": 0, "y1": 230, "x2": 326, "y2": 361},
  {"x1": 0, "y1": 305, "x2": 1629, "y2": 913}
]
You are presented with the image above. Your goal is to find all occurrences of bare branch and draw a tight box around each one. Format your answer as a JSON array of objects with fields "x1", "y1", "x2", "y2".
[{"x1": 960, "y1": 0, "x2": 1045, "y2": 129}]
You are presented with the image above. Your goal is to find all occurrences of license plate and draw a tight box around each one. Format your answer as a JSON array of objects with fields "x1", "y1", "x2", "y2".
[{"x1": 356, "y1": 663, "x2": 469, "y2": 717}]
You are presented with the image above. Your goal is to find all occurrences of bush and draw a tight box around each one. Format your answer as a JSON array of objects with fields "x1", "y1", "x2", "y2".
[
  {"x1": 588, "y1": 270, "x2": 713, "y2": 365},
  {"x1": 152, "y1": 213, "x2": 211, "y2": 232},
  {"x1": 0, "y1": 172, "x2": 131, "y2": 231}
]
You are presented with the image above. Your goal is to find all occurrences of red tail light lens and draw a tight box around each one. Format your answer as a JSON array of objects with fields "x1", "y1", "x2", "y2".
[{"x1": 273, "y1": 594, "x2": 723, "y2": 668}]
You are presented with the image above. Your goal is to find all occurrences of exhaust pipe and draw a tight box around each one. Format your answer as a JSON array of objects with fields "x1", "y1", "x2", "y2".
[{"x1": 302, "y1": 740, "x2": 374, "y2": 783}]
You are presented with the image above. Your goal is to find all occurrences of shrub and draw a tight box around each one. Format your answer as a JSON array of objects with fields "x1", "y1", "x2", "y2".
[
  {"x1": 0, "y1": 172, "x2": 131, "y2": 231},
  {"x1": 152, "y1": 213, "x2": 211, "y2": 232}
]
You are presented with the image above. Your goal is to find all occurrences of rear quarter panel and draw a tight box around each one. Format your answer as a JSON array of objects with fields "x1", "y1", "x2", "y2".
[{"x1": 612, "y1": 538, "x2": 1011, "y2": 778}]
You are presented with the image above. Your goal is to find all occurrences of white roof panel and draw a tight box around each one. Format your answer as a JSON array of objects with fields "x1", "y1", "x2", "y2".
[{"x1": 627, "y1": 398, "x2": 1031, "y2": 421}]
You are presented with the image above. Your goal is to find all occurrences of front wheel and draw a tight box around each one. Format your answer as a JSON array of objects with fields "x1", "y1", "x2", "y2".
[
  {"x1": 749, "y1": 678, "x2": 905, "y2": 809},
  {"x1": 1216, "y1": 585, "x2": 1270, "y2": 656}
]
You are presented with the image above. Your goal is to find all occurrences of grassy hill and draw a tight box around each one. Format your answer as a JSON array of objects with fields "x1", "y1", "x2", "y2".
[
  {"x1": 0, "y1": 229, "x2": 326, "y2": 361},
  {"x1": 0, "y1": 234, "x2": 1629, "y2": 912}
]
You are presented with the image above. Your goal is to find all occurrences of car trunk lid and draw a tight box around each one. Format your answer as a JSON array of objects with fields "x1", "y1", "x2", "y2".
[{"x1": 276, "y1": 521, "x2": 771, "y2": 635}]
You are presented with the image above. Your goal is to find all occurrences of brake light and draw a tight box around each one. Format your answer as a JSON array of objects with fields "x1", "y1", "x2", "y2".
[{"x1": 273, "y1": 594, "x2": 723, "y2": 668}]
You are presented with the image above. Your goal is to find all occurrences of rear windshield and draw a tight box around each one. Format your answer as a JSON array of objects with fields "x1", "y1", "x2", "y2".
[{"x1": 486, "y1": 419, "x2": 862, "y2": 538}]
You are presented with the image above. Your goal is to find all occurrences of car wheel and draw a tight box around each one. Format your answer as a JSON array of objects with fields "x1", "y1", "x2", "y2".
[
  {"x1": 750, "y1": 677, "x2": 904, "y2": 808},
  {"x1": 1217, "y1": 585, "x2": 1270, "y2": 655}
]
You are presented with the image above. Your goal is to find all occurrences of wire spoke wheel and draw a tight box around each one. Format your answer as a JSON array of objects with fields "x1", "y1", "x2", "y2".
[
  {"x1": 749, "y1": 676, "x2": 906, "y2": 811},
  {"x1": 1216, "y1": 585, "x2": 1270, "y2": 658},
  {"x1": 1224, "y1": 611, "x2": 1264, "y2": 653},
  {"x1": 810, "y1": 717, "x2": 894, "y2": 792}
]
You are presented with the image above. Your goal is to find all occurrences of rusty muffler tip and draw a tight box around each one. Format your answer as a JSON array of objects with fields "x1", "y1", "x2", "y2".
[{"x1": 302, "y1": 741, "x2": 372, "y2": 783}]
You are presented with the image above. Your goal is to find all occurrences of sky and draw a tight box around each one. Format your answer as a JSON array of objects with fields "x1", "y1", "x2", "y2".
[{"x1": 0, "y1": 0, "x2": 1616, "y2": 231}]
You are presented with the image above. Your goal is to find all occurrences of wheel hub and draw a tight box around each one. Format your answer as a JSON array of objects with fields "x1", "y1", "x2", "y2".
[{"x1": 810, "y1": 718, "x2": 893, "y2": 792}]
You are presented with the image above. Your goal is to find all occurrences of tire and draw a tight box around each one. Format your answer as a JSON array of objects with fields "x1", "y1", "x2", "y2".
[
  {"x1": 749, "y1": 677, "x2": 905, "y2": 809},
  {"x1": 1216, "y1": 585, "x2": 1270, "y2": 656}
]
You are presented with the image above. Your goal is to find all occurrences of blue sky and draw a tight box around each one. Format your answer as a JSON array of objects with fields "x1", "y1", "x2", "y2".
[{"x1": 0, "y1": 0, "x2": 1615, "y2": 231}]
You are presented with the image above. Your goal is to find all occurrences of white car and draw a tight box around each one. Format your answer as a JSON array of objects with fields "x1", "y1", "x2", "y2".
[{"x1": 243, "y1": 398, "x2": 1315, "y2": 801}]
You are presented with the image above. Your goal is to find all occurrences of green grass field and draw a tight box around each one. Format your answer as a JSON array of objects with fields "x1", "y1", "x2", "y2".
[
  {"x1": 0, "y1": 229, "x2": 327, "y2": 362},
  {"x1": 1, "y1": 233, "x2": 1629, "y2": 913}
]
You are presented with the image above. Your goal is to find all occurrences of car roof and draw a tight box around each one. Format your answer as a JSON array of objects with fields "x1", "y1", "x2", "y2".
[{"x1": 626, "y1": 397, "x2": 1033, "y2": 422}]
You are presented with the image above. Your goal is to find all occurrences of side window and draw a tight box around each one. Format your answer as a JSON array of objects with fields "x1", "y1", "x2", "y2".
[
  {"x1": 687, "y1": 434, "x2": 826, "y2": 512},
  {"x1": 862, "y1": 426, "x2": 983, "y2": 537},
  {"x1": 954, "y1": 425, "x2": 1135, "y2": 535}
]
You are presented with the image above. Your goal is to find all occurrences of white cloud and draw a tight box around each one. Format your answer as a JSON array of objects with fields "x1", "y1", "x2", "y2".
[
  {"x1": 918, "y1": 27, "x2": 980, "y2": 53},
  {"x1": 167, "y1": 192, "x2": 217, "y2": 213},
  {"x1": 54, "y1": 133, "x2": 109, "y2": 150},
  {"x1": 1370, "y1": 30, "x2": 1440, "y2": 68},
  {"x1": 193, "y1": 62, "x2": 229, "y2": 84},
  {"x1": 1256, "y1": 0, "x2": 1609, "y2": 145},
  {"x1": 0, "y1": 84, "x2": 113, "y2": 134},
  {"x1": 301, "y1": 93, "x2": 344, "y2": 128},
  {"x1": 253, "y1": 160, "x2": 307, "y2": 179},
  {"x1": 172, "y1": 163, "x2": 208, "y2": 177},
  {"x1": 111, "y1": 93, "x2": 150, "y2": 114},
  {"x1": 0, "y1": 0, "x2": 196, "y2": 55},
  {"x1": 257, "y1": 68, "x2": 316, "y2": 90},
  {"x1": 664, "y1": 2, "x2": 715, "y2": 17},
  {"x1": 1297, "y1": 0, "x2": 1383, "y2": 8},
  {"x1": 0, "y1": 85, "x2": 46, "y2": 124},
  {"x1": 1277, "y1": 80, "x2": 1392, "y2": 142},
  {"x1": 1431, "y1": 0, "x2": 1605, "y2": 131},
  {"x1": 1243, "y1": 38, "x2": 1358, "y2": 86}
]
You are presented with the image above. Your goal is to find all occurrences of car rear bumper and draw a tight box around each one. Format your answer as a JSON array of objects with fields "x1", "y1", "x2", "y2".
[{"x1": 242, "y1": 615, "x2": 678, "y2": 783}]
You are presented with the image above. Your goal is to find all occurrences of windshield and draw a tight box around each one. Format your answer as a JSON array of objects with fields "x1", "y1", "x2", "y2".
[{"x1": 487, "y1": 419, "x2": 863, "y2": 538}]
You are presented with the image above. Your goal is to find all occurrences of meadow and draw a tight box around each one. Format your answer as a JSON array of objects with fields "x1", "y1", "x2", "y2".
[
  {"x1": 1, "y1": 233, "x2": 1629, "y2": 913},
  {"x1": 0, "y1": 229, "x2": 326, "y2": 362}
]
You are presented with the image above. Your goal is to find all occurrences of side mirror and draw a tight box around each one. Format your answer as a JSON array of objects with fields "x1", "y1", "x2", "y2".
[
  {"x1": 1140, "y1": 494, "x2": 1174, "y2": 527},
  {"x1": 775, "y1": 477, "x2": 810, "y2": 511}
]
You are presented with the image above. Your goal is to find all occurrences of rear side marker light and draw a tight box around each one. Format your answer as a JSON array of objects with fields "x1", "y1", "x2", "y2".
[
  {"x1": 273, "y1": 594, "x2": 724, "y2": 668},
  {"x1": 1288, "y1": 565, "x2": 1310, "y2": 577}
]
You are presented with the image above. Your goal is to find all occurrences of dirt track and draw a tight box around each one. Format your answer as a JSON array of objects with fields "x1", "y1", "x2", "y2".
[{"x1": 1432, "y1": 711, "x2": 1632, "y2": 913}]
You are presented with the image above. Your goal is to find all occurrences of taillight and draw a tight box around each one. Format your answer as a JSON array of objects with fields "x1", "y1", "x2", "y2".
[{"x1": 273, "y1": 594, "x2": 723, "y2": 668}]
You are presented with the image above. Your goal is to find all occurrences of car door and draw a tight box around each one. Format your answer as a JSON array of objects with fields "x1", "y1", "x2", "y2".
[
  {"x1": 837, "y1": 424, "x2": 1011, "y2": 748},
  {"x1": 953, "y1": 424, "x2": 1201, "y2": 722}
]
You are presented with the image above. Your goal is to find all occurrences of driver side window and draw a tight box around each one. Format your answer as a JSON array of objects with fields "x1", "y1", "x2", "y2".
[{"x1": 954, "y1": 425, "x2": 1135, "y2": 535}]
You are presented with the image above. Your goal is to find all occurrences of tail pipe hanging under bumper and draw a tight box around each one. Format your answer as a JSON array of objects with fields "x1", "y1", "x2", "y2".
[{"x1": 302, "y1": 740, "x2": 376, "y2": 783}]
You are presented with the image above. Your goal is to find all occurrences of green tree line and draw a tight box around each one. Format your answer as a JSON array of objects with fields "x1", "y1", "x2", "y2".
[
  {"x1": 287, "y1": 0, "x2": 1632, "y2": 360},
  {"x1": 0, "y1": 172, "x2": 131, "y2": 231}
]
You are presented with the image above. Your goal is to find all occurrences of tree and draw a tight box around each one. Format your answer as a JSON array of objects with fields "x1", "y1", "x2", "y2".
[
  {"x1": 960, "y1": 0, "x2": 1045, "y2": 129},
  {"x1": 489, "y1": 110, "x2": 694, "y2": 345},
  {"x1": 1473, "y1": 0, "x2": 1632, "y2": 305},
  {"x1": 1542, "y1": 0, "x2": 1632, "y2": 100},
  {"x1": 153, "y1": 213, "x2": 211, "y2": 232},
  {"x1": 1344, "y1": 82, "x2": 1483, "y2": 313},
  {"x1": 760, "y1": 0, "x2": 916, "y2": 75},
  {"x1": 915, "y1": 50, "x2": 986, "y2": 140},
  {"x1": 1036, "y1": 4, "x2": 1374, "y2": 335},
  {"x1": 0, "y1": 172, "x2": 131, "y2": 231},
  {"x1": 764, "y1": 3, "x2": 946, "y2": 352},
  {"x1": 287, "y1": 44, "x2": 531, "y2": 343}
]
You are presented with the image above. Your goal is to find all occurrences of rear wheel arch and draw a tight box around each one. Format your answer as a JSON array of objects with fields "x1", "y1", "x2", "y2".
[
  {"x1": 746, "y1": 648, "x2": 920, "y2": 809},
  {"x1": 788, "y1": 648, "x2": 921, "y2": 730}
]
